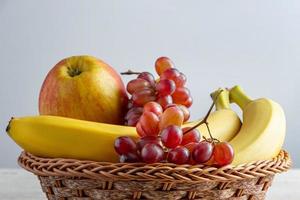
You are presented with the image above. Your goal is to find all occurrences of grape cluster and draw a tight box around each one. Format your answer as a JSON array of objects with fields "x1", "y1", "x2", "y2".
[
  {"x1": 124, "y1": 57, "x2": 192, "y2": 126},
  {"x1": 115, "y1": 57, "x2": 234, "y2": 166}
]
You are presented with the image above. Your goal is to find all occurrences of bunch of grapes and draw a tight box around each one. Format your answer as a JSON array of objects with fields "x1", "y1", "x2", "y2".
[
  {"x1": 115, "y1": 57, "x2": 234, "y2": 167},
  {"x1": 124, "y1": 57, "x2": 192, "y2": 126}
]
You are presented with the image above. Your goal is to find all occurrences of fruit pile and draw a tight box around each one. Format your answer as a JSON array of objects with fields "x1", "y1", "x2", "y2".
[
  {"x1": 124, "y1": 57, "x2": 191, "y2": 127},
  {"x1": 115, "y1": 57, "x2": 234, "y2": 166},
  {"x1": 6, "y1": 55, "x2": 286, "y2": 167}
]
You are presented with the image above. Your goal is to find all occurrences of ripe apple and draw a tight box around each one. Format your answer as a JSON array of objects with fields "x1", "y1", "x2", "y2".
[{"x1": 39, "y1": 56, "x2": 128, "y2": 125}]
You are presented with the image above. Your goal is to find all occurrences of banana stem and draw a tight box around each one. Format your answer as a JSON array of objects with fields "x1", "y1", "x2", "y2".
[
  {"x1": 211, "y1": 89, "x2": 230, "y2": 110},
  {"x1": 229, "y1": 85, "x2": 252, "y2": 110},
  {"x1": 121, "y1": 70, "x2": 141, "y2": 75}
]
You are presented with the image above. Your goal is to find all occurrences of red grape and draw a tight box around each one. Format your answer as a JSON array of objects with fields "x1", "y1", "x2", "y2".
[
  {"x1": 114, "y1": 136, "x2": 137, "y2": 155},
  {"x1": 139, "y1": 111, "x2": 160, "y2": 136},
  {"x1": 127, "y1": 114, "x2": 141, "y2": 126},
  {"x1": 161, "y1": 125, "x2": 183, "y2": 149},
  {"x1": 160, "y1": 68, "x2": 180, "y2": 83},
  {"x1": 181, "y1": 127, "x2": 201, "y2": 145},
  {"x1": 137, "y1": 136, "x2": 161, "y2": 151},
  {"x1": 159, "y1": 106, "x2": 184, "y2": 130},
  {"x1": 172, "y1": 87, "x2": 190, "y2": 104},
  {"x1": 178, "y1": 105, "x2": 190, "y2": 122},
  {"x1": 127, "y1": 78, "x2": 152, "y2": 94},
  {"x1": 119, "y1": 152, "x2": 140, "y2": 163},
  {"x1": 156, "y1": 79, "x2": 176, "y2": 97},
  {"x1": 157, "y1": 95, "x2": 173, "y2": 110},
  {"x1": 167, "y1": 146, "x2": 189, "y2": 164},
  {"x1": 184, "y1": 142, "x2": 198, "y2": 152},
  {"x1": 155, "y1": 57, "x2": 174, "y2": 76},
  {"x1": 213, "y1": 142, "x2": 234, "y2": 166},
  {"x1": 192, "y1": 141, "x2": 214, "y2": 164},
  {"x1": 125, "y1": 107, "x2": 143, "y2": 120},
  {"x1": 137, "y1": 72, "x2": 155, "y2": 86},
  {"x1": 141, "y1": 143, "x2": 164, "y2": 163},
  {"x1": 143, "y1": 102, "x2": 163, "y2": 117},
  {"x1": 132, "y1": 89, "x2": 156, "y2": 106},
  {"x1": 183, "y1": 96, "x2": 193, "y2": 108},
  {"x1": 184, "y1": 142, "x2": 198, "y2": 165},
  {"x1": 175, "y1": 72, "x2": 187, "y2": 87},
  {"x1": 136, "y1": 122, "x2": 147, "y2": 137}
]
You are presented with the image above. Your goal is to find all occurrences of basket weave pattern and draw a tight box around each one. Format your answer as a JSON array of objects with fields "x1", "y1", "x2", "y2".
[{"x1": 18, "y1": 150, "x2": 291, "y2": 200}]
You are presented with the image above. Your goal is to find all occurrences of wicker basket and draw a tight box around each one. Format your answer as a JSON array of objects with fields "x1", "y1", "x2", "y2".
[{"x1": 18, "y1": 150, "x2": 291, "y2": 200}]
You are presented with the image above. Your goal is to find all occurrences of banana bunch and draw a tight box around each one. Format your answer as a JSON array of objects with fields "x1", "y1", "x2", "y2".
[
  {"x1": 228, "y1": 86, "x2": 286, "y2": 165},
  {"x1": 7, "y1": 90, "x2": 241, "y2": 162}
]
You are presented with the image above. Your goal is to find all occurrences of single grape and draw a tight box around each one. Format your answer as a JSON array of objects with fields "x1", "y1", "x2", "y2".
[
  {"x1": 213, "y1": 142, "x2": 234, "y2": 166},
  {"x1": 184, "y1": 142, "x2": 198, "y2": 165},
  {"x1": 159, "y1": 106, "x2": 184, "y2": 131},
  {"x1": 125, "y1": 107, "x2": 143, "y2": 120},
  {"x1": 175, "y1": 72, "x2": 187, "y2": 87},
  {"x1": 137, "y1": 136, "x2": 161, "y2": 151},
  {"x1": 160, "y1": 68, "x2": 181, "y2": 83},
  {"x1": 119, "y1": 152, "x2": 140, "y2": 163},
  {"x1": 181, "y1": 127, "x2": 201, "y2": 145},
  {"x1": 125, "y1": 107, "x2": 143, "y2": 126},
  {"x1": 139, "y1": 111, "x2": 160, "y2": 136},
  {"x1": 172, "y1": 87, "x2": 190, "y2": 104},
  {"x1": 136, "y1": 122, "x2": 147, "y2": 137},
  {"x1": 127, "y1": 78, "x2": 152, "y2": 94},
  {"x1": 127, "y1": 114, "x2": 141, "y2": 126},
  {"x1": 156, "y1": 79, "x2": 176, "y2": 97},
  {"x1": 143, "y1": 102, "x2": 163, "y2": 117},
  {"x1": 157, "y1": 95, "x2": 173, "y2": 110},
  {"x1": 167, "y1": 146, "x2": 190, "y2": 164},
  {"x1": 138, "y1": 72, "x2": 156, "y2": 86},
  {"x1": 192, "y1": 141, "x2": 214, "y2": 164},
  {"x1": 114, "y1": 136, "x2": 137, "y2": 155},
  {"x1": 141, "y1": 143, "x2": 164, "y2": 163},
  {"x1": 183, "y1": 96, "x2": 193, "y2": 108},
  {"x1": 155, "y1": 57, "x2": 174, "y2": 76},
  {"x1": 178, "y1": 105, "x2": 190, "y2": 122},
  {"x1": 184, "y1": 142, "x2": 198, "y2": 152},
  {"x1": 132, "y1": 89, "x2": 156, "y2": 106},
  {"x1": 161, "y1": 125, "x2": 183, "y2": 149}
]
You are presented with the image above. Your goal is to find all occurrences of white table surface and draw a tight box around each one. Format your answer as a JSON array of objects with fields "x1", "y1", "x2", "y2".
[{"x1": 0, "y1": 169, "x2": 299, "y2": 199}]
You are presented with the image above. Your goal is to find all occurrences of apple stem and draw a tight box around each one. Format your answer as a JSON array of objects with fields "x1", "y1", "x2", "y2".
[
  {"x1": 183, "y1": 90, "x2": 223, "y2": 143},
  {"x1": 121, "y1": 70, "x2": 141, "y2": 75}
]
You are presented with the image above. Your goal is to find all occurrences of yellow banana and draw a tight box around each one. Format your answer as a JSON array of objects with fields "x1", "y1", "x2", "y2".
[
  {"x1": 229, "y1": 86, "x2": 286, "y2": 165},
  {"x1": 187, "y1": 89, "x2": 241, "y2": 142},
  {"x1": 7, "y1": 116, "x2": 137, "y2": 162},
  {"x1": 7, "y1": 90, "x2": 241, "y2": 162}
]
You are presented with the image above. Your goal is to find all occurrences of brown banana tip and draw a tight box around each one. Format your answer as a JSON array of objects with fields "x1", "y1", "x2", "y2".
[{"x1": 6, "y1": 117, "x2": 14, "y2": 133}]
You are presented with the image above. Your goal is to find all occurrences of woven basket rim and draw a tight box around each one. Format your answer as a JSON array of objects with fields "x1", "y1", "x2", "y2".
[{"x1": 18, "y1": 150, "x2": 291, "y2": 183}]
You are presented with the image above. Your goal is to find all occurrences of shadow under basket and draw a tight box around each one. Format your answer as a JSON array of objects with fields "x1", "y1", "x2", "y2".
[{"x1": 18, "y1": 150, "x2": 291, "y2": 200}]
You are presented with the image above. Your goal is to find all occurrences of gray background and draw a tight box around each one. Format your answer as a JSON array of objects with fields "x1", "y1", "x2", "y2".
[{"x1": 0, "y1": 0, "x2": 299, "y2": 168}]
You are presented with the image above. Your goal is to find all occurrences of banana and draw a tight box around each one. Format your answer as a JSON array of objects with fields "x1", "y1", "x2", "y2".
[
  {"x1": 7, "y1": 116, "x2": 137, "y2": 162},
  {"x1": 229, "y1": 85, "x2": 286, "y2": 165},
  {"x1": 187, "y1": 89, "x2": 241, "y2": 142},
  {"x1": 7, "y1": 90, "x2": 241, "y2": 162}
]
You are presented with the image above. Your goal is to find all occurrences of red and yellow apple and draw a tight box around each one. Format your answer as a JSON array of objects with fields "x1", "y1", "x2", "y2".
[{"x1": 39, "y1": 56, "x2": 128, "y2": 125}]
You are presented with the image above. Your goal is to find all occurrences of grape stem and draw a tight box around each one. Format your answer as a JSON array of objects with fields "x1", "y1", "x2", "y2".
[
  {"x1": 121, "y1": 70, "x2": 141, "y2": 75},
  {"x1": 183, "y1": 90, "x2": 224, "y2": 144}
]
